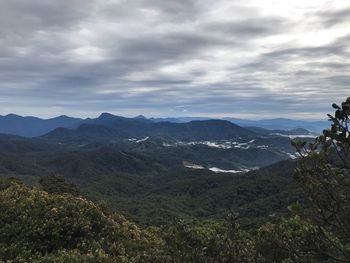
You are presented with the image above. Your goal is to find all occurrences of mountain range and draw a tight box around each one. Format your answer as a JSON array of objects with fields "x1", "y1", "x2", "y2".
[
  {"x1": 0, "y1": 111, "x2": 320, "y2": 225},
  {"x1": 42, "y1": 113, "x2": 257, "y2": 143},
  {"x1": 0, "y1": 112, "x2": 314, "y2": 177},
  {"x1": 151, "y1": 117, "x2": 328, "y2": 132},
  {"x1": 0, "y1": 114, "x2": 82, "y2": 137},
  {"x1": 0, "y1": 113, "x2": 327, "y2": 137}
]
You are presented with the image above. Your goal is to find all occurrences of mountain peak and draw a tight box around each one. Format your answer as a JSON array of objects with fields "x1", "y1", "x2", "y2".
[
  {"x1": 98, "y1": 113, "x2": 119, "y2": 119},
  {"x1": 5, "y1": 113, "x2": 22, "y2": 118},
  {"x1": 52, "y1": 115, "x2": 71, "y2": 120},
  {"x1": 135, "y1": 115, "x2": 147, "y2": 119}
]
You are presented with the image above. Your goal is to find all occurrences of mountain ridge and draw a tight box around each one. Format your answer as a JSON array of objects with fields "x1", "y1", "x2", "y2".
[
  {"x1": 41, "y1": 118, "x2": 257, "y2": 142},
  {"x1": 0, "y1": 112, "x2": 325, "y2": 137}
]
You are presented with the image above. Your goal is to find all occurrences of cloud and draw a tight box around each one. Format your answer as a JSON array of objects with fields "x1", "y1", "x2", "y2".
[
  {"x1": 202, "y1": 18, "x2": 286, "y2": 38},
  {"x1": 316, "y1": 7, "x2": 350, "y2": 27},
  {"x1": 0, "y1": 0, "x2": 349, "y2": 119}
]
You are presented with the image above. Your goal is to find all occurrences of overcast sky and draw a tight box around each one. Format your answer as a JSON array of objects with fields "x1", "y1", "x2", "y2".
[{"x1": 0, "y1": 0, "x2": 349, "y2": 119}]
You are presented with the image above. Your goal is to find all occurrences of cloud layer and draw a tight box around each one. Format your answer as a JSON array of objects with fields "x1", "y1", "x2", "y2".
[{"x1": 0, "y1": 0, "x2": 349, "y2": 119}]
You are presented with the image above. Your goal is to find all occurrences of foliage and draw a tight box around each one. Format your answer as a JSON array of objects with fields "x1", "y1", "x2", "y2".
[
  {"x1": 0, "y1": 157, "x2": 300, "y2": 226},
  {"x1": 0, "y1": 181, "x2": 157, "y2": 262},
  {"x1": 0, "y1": 177, "x2": 306, "y2": 263},
  {"x1": 39, "y1": 175, "x2": 80, "y2": 196},
  {"x1": 0, "y1": 124, "x2": 299, "y2": 226},
  {"x1": 292, "y1": 97, "x2": 350, "y2": 261},
  {"x1": 256, "y1": 216, "x2": 332, "y2": 262},
  {"x1": 83, "y1": 160, "x2": 300, "y2": 226},
  {"x1": 154, "y1": 216, "x2": 259, "y2": 263},
  {"x1": 1, "y1": 99, "x2": 350, "y2": 262}
]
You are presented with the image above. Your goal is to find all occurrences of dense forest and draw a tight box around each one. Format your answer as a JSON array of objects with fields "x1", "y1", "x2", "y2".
[{"x1": 1, "y1": 98, "x2": 350, "y2": 262}]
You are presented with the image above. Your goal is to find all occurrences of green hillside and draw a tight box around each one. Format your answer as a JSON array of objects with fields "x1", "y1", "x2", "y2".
[{"x1": 0, "y1": 99, "x2": 349, "y2": 262}]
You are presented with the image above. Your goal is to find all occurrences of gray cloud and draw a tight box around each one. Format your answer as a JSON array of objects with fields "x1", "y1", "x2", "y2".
[
  {"x1": 0, "y1": 0, "x2": 349, "y2": 119},
  {"x1": 316, "y1": 7, "x2": 350, "y2": 27},
  {"x1": 202, "y1": 18, "x2": 286, "y2": 38}
]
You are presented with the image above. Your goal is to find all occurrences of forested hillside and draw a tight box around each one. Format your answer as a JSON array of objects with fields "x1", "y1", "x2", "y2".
[
  {"x1": 0, "y1": 135, "x2": 301, "y2": 225},
  {"x1": 0, "y1": 98, "x2": 350, "y2": 262}
]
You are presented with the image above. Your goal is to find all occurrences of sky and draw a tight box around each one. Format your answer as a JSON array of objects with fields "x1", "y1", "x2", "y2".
[{"x1": 0, "y1": 0, "x2": 349, "y2": 119}]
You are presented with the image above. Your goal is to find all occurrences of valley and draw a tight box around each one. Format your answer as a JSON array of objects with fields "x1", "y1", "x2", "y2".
[{"x1": 0, "y1": 114, "x2": 311, "y2": 225}]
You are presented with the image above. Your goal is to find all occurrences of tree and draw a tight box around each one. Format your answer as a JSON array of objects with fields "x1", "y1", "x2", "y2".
[
  {"x1": 292, "y1": 97, "x2": 350, "y2": 261},
  {"x1": 39, "y1": 175, "x2": 80, "y2": 196}
]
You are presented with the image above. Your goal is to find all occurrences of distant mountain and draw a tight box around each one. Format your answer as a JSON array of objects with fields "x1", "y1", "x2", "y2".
[
  {"x1": 0, "y1": 112, "x2": 327, "y2": 138},
  {"x1": 246, "y1": 127, "x2": 315, "y2": 136},
  {"x1": 0, "y1": 114, "x2": 83, "y2": 137},
  {"x1": 150, "y1": 119, "x2": 256, "y2": 140},
  {"x1": 272, "y1": 128, "x2": 311, "y2": 135},
  {"x1": 223, "y1": 118, "x2": 327, "y2": 133},
  {"x1": 41, "y1": 113, "x2": 303, "y2": 173},
  {"x1": 146, "y1": 116, "x2": 328, "y2": 132},
  {"x1": 42, "y1": 115, "x2": 257, "y2": 142},
  {"x1": 41, "y1": 124, "x2": 123, "y2": 143},
  {"x1": 150, "y1": 117, "x2": 210, "y2": 123}
]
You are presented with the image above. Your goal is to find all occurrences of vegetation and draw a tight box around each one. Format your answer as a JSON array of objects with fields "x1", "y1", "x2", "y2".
[
  {"x1": 1, "y1": 160, "x2": 301, "y2": 226},
  {"x1": 0, "y1": 179, "x2": 158, "y2": 262},
  {"x1": 39, "y1": 175, "x2": 80, "y2": 196},
  {"x1": 0, "y1": 141, "x2": 300, "y2": 225},
  {"x1": 291, "y1": 97, "x2": 350, "y2": 261},
  {"x1": 0, "y1": 98, "x2": 349, "y2": 262}
]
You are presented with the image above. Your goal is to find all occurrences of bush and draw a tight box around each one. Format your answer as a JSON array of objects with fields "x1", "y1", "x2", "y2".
[{"x1": 0, "y1": 182, "x2": 154, "y2": 262}]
